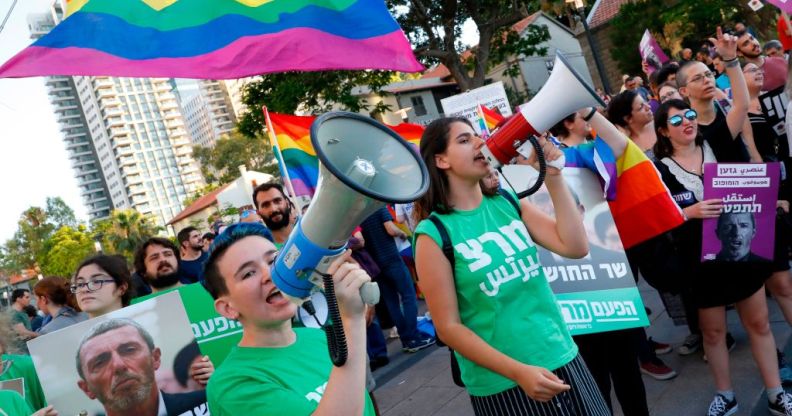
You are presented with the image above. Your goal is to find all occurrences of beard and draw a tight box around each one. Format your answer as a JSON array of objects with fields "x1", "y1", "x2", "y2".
[
  {"x1": 145, "y1": 270, "x2": 181, "y2": 289},
  {"x1": 263, "y1": 203, "x2": 292, "y2": 231}
]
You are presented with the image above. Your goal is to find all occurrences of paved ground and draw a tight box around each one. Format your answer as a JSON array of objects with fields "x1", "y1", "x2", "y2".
[{"x1": 371, "y1": 280, "x2": 792, "y2": 416}]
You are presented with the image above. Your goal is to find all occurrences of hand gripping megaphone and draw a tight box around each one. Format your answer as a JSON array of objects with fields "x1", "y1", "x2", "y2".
[
  {"x1": 483, "y1": 52, "x2": 604, "y2": 197},
  {"x1": 272, "y1": 111, "x2": 429, "y2": 366}
]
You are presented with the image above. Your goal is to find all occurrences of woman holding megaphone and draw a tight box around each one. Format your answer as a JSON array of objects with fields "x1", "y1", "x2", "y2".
[{"x1": 413, "y1": 117, "x2": 610, "y2": 415}]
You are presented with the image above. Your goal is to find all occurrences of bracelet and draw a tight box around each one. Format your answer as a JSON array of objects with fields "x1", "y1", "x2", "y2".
[
  {"x1": 583, "y1": 107, "x2": 597, "y2": 122},
  {"x1": 722, "y1": 56, "x2": 738, "y2": 62},
  {"x1": 725, "y1": 59, "x2": 740, "y2": 68}
]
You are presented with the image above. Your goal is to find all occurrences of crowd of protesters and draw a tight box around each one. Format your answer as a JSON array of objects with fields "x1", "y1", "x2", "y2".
[{"x1": 2, "y1": 19, "x2": 792, "y2": 416}]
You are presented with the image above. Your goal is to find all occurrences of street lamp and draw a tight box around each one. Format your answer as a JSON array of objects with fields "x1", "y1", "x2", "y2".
[{"x1": 567, "y1": 0, "x2": 612, "y2": 94}]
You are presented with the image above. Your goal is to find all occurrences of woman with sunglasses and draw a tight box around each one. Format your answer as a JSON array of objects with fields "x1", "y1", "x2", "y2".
[
  {"x1": 413, "y1": 117, "x2": 610, "y2": 415},
  {"x1": 33, "y1": 276, "x2": 86, "y2": 335},
  {"x1": 654, "y1": 99, "x2": 790, "y2": 416}
]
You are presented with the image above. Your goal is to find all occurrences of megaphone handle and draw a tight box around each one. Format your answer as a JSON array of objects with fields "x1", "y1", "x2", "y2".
[
  {"x1": 360, "y1": 281, "x2": 380, "y2": 306},
  {"x1": 321, "y1": 272, "x2": 349, "y2": 367},
  {"x1": 516, "y1": 136, "x2": 547, "y2": 199}
]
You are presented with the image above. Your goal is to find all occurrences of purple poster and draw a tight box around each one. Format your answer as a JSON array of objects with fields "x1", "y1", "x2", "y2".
[
  {"x1": 767, "y1": 0, "x2": 792, "y2": 14},
  {"x1": 639, "y1": 30, "x2": 669, "y2": 74},
  {"x1": 702, "y1": 163, "x2": 780, "y2": 262}
]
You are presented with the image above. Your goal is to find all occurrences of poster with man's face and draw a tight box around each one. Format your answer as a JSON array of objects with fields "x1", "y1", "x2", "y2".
[
  {"x1": 702, "y1": 163, "x2": 780, "y2": 262},
  {"x1": 501, "y1": 166, "x2": 649, "y2": 335},
  {"x1": 28, "y1": 292, "x2": 208, "y2": 416}
]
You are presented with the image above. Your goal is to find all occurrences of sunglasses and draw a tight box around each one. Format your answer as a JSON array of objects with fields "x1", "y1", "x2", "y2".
[{"x1": 668, "y1": 110, "x2": 698, "y2": 127}]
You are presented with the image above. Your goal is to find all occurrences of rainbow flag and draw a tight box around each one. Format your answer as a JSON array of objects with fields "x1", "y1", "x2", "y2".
[
  {"x1": 475, "y1": 104, "x2": 505, "y2": 139},
  {"x1": 563, "y1": 139, "x2": 685, "y2": 248},
  {"x1": 266, "y1": 110, "x2": 424, "y2": 197},
  {"x1": 0, "y1": 0, "x2": 423, "y2": 79}
]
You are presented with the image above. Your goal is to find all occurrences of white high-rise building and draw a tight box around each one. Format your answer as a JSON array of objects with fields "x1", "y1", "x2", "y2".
[
  {"x1": 177, "y1": 79, "x2": 253, "y2": 148},
  {"x1": 29, "y1": 1, "x2": 205, "y2": 227}
]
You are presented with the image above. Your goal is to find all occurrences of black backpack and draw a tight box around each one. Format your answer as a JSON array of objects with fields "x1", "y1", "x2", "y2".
[{"x1": 426, "y1": 189, "x2": 521, "y2": 387}]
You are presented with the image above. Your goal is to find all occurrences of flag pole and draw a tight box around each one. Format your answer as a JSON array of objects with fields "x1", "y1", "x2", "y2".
[{"x1": 263, "y1": 106, "x2": 299, "y2": 199}]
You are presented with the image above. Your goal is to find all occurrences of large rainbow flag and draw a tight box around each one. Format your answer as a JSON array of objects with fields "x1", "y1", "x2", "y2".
[
  {"x1": 0, "y1": 0, "x2": 423, "y2": 79},
  {"x1": 563, "y1": 139, "x2": 685, "y2": 248},
  {"x1": 265, "y1": 110, "x2": 423, "y2": 197}
]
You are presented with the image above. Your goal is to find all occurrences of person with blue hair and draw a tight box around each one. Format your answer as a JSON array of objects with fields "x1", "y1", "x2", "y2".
[{"x1": 201, "y1": 222, "x2": 375, "y2": 415}]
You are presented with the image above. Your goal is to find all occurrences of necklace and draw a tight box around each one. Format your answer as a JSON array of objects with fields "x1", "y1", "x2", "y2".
[{"x1": 671, "y1": 147, "x2": 703, "y2": 175}]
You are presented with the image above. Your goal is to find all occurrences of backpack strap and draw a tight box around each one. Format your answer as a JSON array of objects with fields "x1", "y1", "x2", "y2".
[
  {"x1": 427, "y1": 215, "x2": 454, "y2": 270},
  {"x1": 498, "y1": 188, "x2": 521, "y2": 215}
]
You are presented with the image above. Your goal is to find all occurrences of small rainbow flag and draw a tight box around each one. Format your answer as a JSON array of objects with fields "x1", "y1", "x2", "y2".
[
  {"x1": 563, "y1": 139, "x2": 685, "y2": 248},
  {"x1": 265, "y1": 110, "x2": 424, "y2": 197},
  {"x1": 475, "y1": 104, "x2": 505, "y2": 139},
  {"x1": 0, "y1": 0, "x2": 423, "y2": 79}
]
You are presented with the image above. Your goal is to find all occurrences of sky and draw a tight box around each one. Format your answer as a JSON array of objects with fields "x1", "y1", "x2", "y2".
[
  {"x1": 0, "y1": 0, "x2": 87, "y2": 243},
  {"x1": 0, "y1": 1, "x2": 480, "y2": 243}
]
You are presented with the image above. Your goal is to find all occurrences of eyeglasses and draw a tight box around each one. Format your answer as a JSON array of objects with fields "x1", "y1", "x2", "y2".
[
  {"x1": 687, "y1": 71, "x2": 715, "y2": 85},
  {"x1": 70, "y1": 278, "x2": 116, "y2": 294},
  {"x1": 668, "y1": 109, "x2": 698, "y2": 127}
]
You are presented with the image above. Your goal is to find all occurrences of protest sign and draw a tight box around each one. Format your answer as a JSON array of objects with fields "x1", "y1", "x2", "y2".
[
  {"x1": 133, "y1": 283, "x2": 242, "y2": 367},
  {"x1": 29, "y1": 292, "x2": 208, "y2": 416},
  {"x1": 639, "y1": 30, "x2": 670, "y2": 74},
  {"x1": 702, "y1": 163, "x2": 781, "y2": 262},
  {"x1": 440, "y1": 82, "x2": 512, "y2": 134},
  {"x1": 511, "y1": 166, "x2": 649, "y2": 335},
  {"x1": 759, "y1": 86, "x2": 790, "y2": 156}
]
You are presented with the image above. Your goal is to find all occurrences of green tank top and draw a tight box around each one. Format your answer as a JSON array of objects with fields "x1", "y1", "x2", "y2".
[{"x1": 414, "y1": 191, "x2": 577, "y2": 396}]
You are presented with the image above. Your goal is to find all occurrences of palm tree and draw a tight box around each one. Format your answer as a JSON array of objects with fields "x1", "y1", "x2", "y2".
[{"x1": 93, "y1": 210, "x2": 163, "y2": 261}]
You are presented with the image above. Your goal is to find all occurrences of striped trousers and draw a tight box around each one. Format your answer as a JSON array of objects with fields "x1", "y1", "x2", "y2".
[{"x1": 469, "y1": 355, "x2": 611, "y2": 416}]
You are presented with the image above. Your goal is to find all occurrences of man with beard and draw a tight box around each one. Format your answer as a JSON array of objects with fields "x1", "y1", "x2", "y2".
[
  {"x1": 132, "y1": 237, "x2": 247, "y2": 366},
  {"x1": 253, "y1": 182, "x2": 297, "y2": 248},
  {"x1": 715, "y1": 212, "x2": 769, "y2": 262},
  {"x1": 76, "y1": 318, "x2": 207, "y2": 416},
  {"x1": 177, "y1": 227, "x2": 208, "y2": 284},
  {"x1": 736, "y1": 29, "x2": 787, "y2": 91}
]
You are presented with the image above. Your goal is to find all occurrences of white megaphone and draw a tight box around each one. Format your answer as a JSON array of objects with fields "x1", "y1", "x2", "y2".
[
  {"x1": 272, "y1": 112, "x2": 429, "y2": 307},
  {"x1": 482, "y1": 52, "x2": 605, "y2": 171}
]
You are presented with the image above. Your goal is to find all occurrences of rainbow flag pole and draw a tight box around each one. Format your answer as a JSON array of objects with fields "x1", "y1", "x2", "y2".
[{"x1": 263, "y1": 106, "x2": 299, "y2": 199}]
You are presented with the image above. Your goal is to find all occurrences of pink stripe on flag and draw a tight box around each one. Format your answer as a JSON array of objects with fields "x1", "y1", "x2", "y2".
[{"x1": 0, "y1": 28, "x2": 423, "y2": 79}]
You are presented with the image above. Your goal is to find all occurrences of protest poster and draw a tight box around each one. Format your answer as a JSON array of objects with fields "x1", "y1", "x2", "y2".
[
  {"x1": 132, "y1": 283, "x2": 242, "y2": 367},
  {"x1": 28, "y1": 292, "x2": 208, "y2": 416},
  {"x1": 639, "y1": 29, "x2": 670, "y2": 74},
  {"x1": 759, "y1": 86, "x2": 790, "y2": 156},
  {"x1": 440, "y1": 81, "x2": 512, "y2": 134},
  {"x1": 702, "y1": 163, "x2": 781, "y2": 262},
  {"x1": 501, "y1": 165, "x2": 650, "y2": 335}
]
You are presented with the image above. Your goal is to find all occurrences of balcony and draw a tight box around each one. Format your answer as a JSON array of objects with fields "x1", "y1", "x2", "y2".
[
  {"x1": 108, "y1": 127, "x2": 130, "y2": 138},
  {"x1": 93, "y1": 78, "x2": 113, "y2": 91},
  {"x1": 99, "y1": 98, "x2": 121, "y2": 110},
  {"x1": 97, "y1": 89, "x2": 116, "y2": 99},
  {"x1": 106, "y1": 116, "x2": 124, "y2": 127},
  {"x1": 118, "y1": 156, "x2": 136, "y2": 167}
]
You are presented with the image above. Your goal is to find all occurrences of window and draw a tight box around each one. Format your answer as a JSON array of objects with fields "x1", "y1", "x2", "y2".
[{"x1": 410, "y1": 96, "x2": 427, "y2": 116}]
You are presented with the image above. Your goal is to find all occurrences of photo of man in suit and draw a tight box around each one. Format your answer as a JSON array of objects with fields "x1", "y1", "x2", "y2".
[{"x1": 75, "y1": 318, "x2": 207, "y2": 416}]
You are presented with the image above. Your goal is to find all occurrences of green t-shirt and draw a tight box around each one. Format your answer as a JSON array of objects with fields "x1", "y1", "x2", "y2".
[
  {"x1": 207, "y1": 328, "x2": 374, "y2": 416},
  {"x1": 414, "y1": 191, "x2": 578, "y2": 396},
  {"x1": 132, "y1": 283, "x2": 242, "y2": 366},
  {"x1": 0, "y1": 354, "x2": 47, "y2": 411},
  {"x1": 0, "y1": 390, "x2": 32, "y2": 416},
  {"x1": 7, "y1": 310, "x2": 30, "y2": 354}
]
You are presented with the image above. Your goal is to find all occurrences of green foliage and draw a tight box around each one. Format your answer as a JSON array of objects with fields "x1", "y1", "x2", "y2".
[
  {"x1": 182, "y1": 183, "x2": 222, "y2": 207},
  {"x1": 39, "y1": 225, "x2": 95, "y2": 277},
  {"x1": 490, "y1": 24, "x2": 550, "y2": 78},
  {"x1": 387, "y1": 0, "x2": 549, "y2": 91},
  {"x1": 237, "y1": 71, "x2": 395, "y2": 137},
  {"x1": 192, "y1": 131, "x2": 279, "y2": 183},
  {"x1": 610, "y1": 0, "x2": 779, "y2": 77},
  {"x1": 93, "y1": 210, "x2": 163, "y2": 263}
]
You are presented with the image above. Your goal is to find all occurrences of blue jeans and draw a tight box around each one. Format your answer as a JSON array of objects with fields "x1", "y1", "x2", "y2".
[
  {"x1": 377, "y1": 261, "x2": 419, "y2": 346},
  {"x1": 367, "y1": 318, "x2": 388, "y2": 359}
]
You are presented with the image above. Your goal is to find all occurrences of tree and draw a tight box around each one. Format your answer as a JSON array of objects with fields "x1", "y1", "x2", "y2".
[
  {"x1": 387, "y1": 0, "x2": 550, "y2": 91},
  {"x1": 192, "y1": 131, "x2": 280, "y2": 184},
  {"x1": 93, "y1": 210, "x2": 163, "y2": 262},
  {"x1": 181, "y1": 183, "x2": 222, "y2": 207},
  {"x1": 237, "y1": 71, "x2": 396, "y2": 137},
  {"x1": 39, "y1": 225, "x2": 95, "y2": 277},
  {"x1": 610, "y1": 0, "x2": 779, "y2": 76}
]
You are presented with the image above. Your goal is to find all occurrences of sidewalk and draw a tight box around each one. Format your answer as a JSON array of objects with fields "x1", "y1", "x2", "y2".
[{"x1": 372, "y1": 281, "x2": 792, "y2": 416}]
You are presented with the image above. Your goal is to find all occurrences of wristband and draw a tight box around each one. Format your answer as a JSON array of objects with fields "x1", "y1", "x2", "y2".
[
  {"x1": 725, "y1": 58, "x2": 740, "y2": 68},
  {"x1": 583, "y1": 107, "x2": 597, "y2": 122}
]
